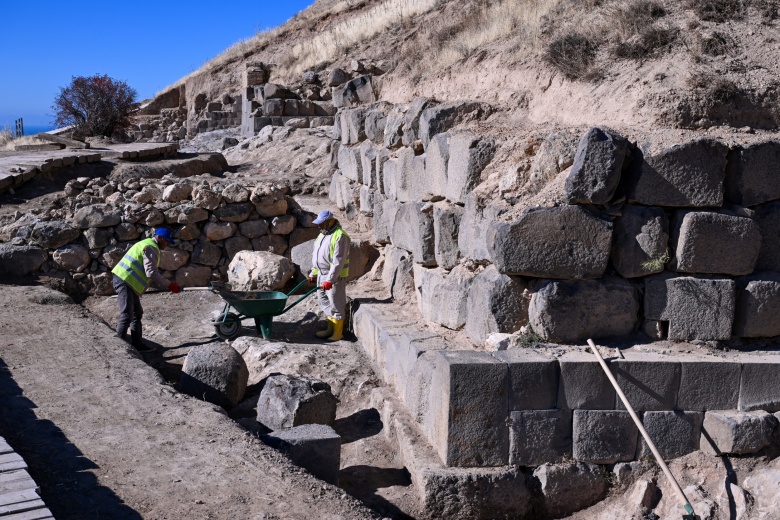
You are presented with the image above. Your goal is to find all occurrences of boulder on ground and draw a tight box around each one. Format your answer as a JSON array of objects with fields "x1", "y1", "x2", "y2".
[
  {"x1": 52, "y1": 244, "x2": 90, "y2": 272},
  {"x1": 0, "y1": 244, "x2": 47, "y2": 276},
  {"x1": 565, "y1": 127, "x2": 629, "y2": 205},
  {"x1": 256, "y1": 374, "x2": 338, "y2": 430},
  {"x1": 29, "y1": 221, "x2": 81, "y2": 249},
  {"x1": 533, "y1": 462, "x2": 607, "y2": 518},
  {"x1": 263, "y1": 424, "x2": 341, "y2": 485},
  {"x1": 227, "y1": 251, "x2": 294, "y2": 291},
  {"x1": 180, "y1": 343, "x2": 249, "y2": 409}
]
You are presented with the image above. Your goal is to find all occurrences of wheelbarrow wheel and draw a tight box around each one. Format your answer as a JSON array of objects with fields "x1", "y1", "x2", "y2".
[{"x1": 215, "y1": 313, "x2": 241, "y2": 340}]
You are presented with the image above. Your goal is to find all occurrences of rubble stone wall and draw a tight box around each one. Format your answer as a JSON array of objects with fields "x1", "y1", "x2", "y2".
[{"x1": 0, "y1": 177, "x2": 319, "y2": 295}]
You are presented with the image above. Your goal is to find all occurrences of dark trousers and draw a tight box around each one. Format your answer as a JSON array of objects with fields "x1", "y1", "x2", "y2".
[{"x1": 113, "y1": 275, "x2": 143, "y2": 347}]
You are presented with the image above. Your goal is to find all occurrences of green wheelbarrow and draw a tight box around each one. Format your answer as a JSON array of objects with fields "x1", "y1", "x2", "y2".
[{"x1": 210, "y1": 279, "x2": 319, "y2": 340}]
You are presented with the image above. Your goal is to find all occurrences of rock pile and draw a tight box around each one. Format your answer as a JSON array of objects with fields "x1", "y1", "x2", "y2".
[{"x1": 0, "y1": 175, "x2": 319, "y2": 295}]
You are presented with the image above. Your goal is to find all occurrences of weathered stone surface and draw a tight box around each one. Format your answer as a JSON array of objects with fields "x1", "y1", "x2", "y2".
[
  {"x1": 637, "y1": 411, "x2": 702, "y2": 459},
  {"x1": 526, "y1": 131, "x2": 579, "y2": 190},
  {"x1": 72, "y1": 204, "x2": 122, "y2": 228},
  {"x1": 611, "y1": 354, "x2": 680, "y2": 411},
  {"x1": 426, "y1": 133, "x2": 450, "y2": 198},
  {"x1": 256, "y1": 374, "x2": 338, "y2": 430},
  {"x1": 358, "y1": 141, "x2": 378, "y2": 188},
  {"x1": 678, "y1": 359, "x2": 741, "y2": 411},
  {"x1": 611, "y1": 205, "x2": 669, "y2": 278},
  {"x1": 134, "y1": 185, "x2": 164, "y2": 205},
  {"x1": 331, "y1": 75, "x2": 375, "y2": 108},
  {"x1": 429, "y1": 350, "x2": 509, "y2": 467},
  {"x1": 180, "y1": 343, "x2": 249, "y2": 408},
  {"x1": 224, "y1": 236, "x2": 252, "y2": 260},
  {"x1": 382, "y1": 244, "x2": 415, "y2": 300},
  {"x1": 391, "y1": 202, "x2": 436, "y2": 266},
  {"x1": 413, "y1": 265, "x2": 475, "y2": 330},
  {"x1": 565, "y1": 127, "x2": 629, "y2": 204},
  {"x1": 755, "y1": 201, "x2": 780, "y2": 271},
  {"x1": 530, "y1": 277, "x2": 639, "y2": 343},
  {"x1": 359, "y1": 186, "x2": 374, "y2": 215},
  {"x1": 164, "y1": 204, "x2": 209, "y2": 225},
  {"x1": 534, "y1": 463, "x2": 607, "y2": 518},
  {"x1": 739, "y1": 359, "x2": 780, "y2": 412},
  {"x1": 494, "y1": 350, "x2": 559, "y2": 410},
  {"x1": 465, "y1": 266, "x2": 528, "y2": 343},
  {"x1": 488, "y1": 205, "x2": 613, "y2": 279},
  {"x1": 337, "y1": 144, "x2": 363, "y2": 183},
  {"x1": 364, "y1": 106, "x2": 388, "y2": 144},
  {"x1": 741, "y1": 459, "x2": 780, "y2": 519},
  {"x1": 509, "y1": 410, "x2": 572, "y2": 466},
  {"x1": 192, "y1": 239, "x2": 222, "y2": 267},
  {"x1": 288, "y1": 226, "x2": 319, "y2": 252},
  {"x1": 701, "y1": 410, "x2": 775, "y2": 455},
  {"x1": 176, "y1": 223, "x2": 200, "y2": 241},
  {"x1": 250, "y1": 185, "x2": 288, "y2": 218},
  {"x1": 114, "y1": 223, "x2": 140, "y2": 242},
  {"x1": 214, "y1": 202, "x2": 253, "y2": 223},
  {"x1": 327, "y1": 67, "x2": 349, "y2": 87},
  {"x1": 52, "y1": 244, "x2": 90, "y2": 271},
  {"x1": 329, "y1": 171, "x2": 357, "y2": 212},
  {"x1": 29, "y1": 221, "x2": 80, "y2": 249},
  {"x1": 671, "y1": 211, "x2": 761, "y2": 275},
  {"x1": 270, "y1": 215, "x2": 296, "y2": 235},
  {"x1": 251, "y1": 234, "x2": 287, "y2": 256},
  {"x1": 383, "y1": 104, "x2": 406, "y2": 149},
  {"x1": 100, "y1": 243, "x2": 132, "y2": 269},
  {"x1": 419, "y1": 101, "x2": 490, "y2": 150},
  {"x1": 192, "y1": 186, "x2": 222, "y2": 209},
  {"x1": 162, "y1": 183, "x2": 193, "y2": 203},
  {"x1": 227, "y1": 251, "x2": 294, "y2": 291},
  {"x1": 203, "y1": 221, "x2": 237, "y2": 241},
  {"x1": 573, "y1": 410, "x2": 638, "y2": 464},
  {"x1": 221, "y1": 183, "x2": 250, "y2": 203},
  {"x1": 159, "y1": 248, "x2": 190, "y2": 271},
  {"x1": 263, "y1": 424, "x2": 341, "y2": 486},
  {"x1": 458, "y1": 195, "x2": 509, "y2": 262},
  {"x1": 83, "y1": 227, "x2": 113, "y2": 249},
  {"x1": 625, "y1": 138, "x2": 729, "y2": 207},
  {"x1": 557, "y1": 352, "x2": 615, "y2": 410},
  {"x1": 645, "y1": 275, "x2": 735, "y2": 340},
  {"x1": 175, "y1": 264, "x2": 212, "y2": 287},
  {"x1": 432, "y1": 202, "x2": 462, "y2": 270},
  {"x1": 725, "y1": 141, "x2": 780, "y2": 206},
  {"x1": 401, "y1": 97, "x2": 434, "y2": 146},
  {"x1": 734, "y1": 272, "x2": 780, "y2": 337},
  {"x1": 343, "y1": 107, "x2": 367, "y2": 144},
  {"x1": 445, "y1": 133, "x2": 496, "y2": 204}
]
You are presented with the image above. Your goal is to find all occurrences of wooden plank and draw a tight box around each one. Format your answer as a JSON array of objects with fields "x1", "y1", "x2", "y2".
[
  {"x1": 0, "y1": 489, "x2": 39, "y2": 507},
  {"x1": 0, "y1": 440, "x2": 12, "y2": 455},
  {"x1": 0, "y1": 480, "x2": 38, "y2": 495},
  {"x1": 0, "y1": 454, "x2": 23, "y2": 465},
  {"x1": 0, "y1": 471, "x2": 32, "y2": 485},
  {"x1": 0, "y1": 462, "x2": 27, "y2": 473},
  {"x1": 1, "y1": 506, "x2": 53, "y2": 520},
  {"x1": 0, "y1": 498, "x2": 45, "y2": 515}
]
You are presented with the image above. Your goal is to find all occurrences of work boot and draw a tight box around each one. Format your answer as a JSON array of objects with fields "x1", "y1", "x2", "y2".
[
  {"x1": 327, "y1": 319, "x2": 344, "y2": 341},
  {"x1": 132, "y1": 341, "x2": 155, "y2": 353},
  {"x1": 315, "y1": 318, "x2": 334, "y2": 338}
]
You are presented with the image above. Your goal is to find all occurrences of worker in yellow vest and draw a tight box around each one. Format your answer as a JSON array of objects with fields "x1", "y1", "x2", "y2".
[
  {"x1": 111, "y1": 228, "x2": 181, "y2": 352},
  {"x1": 307, "y1": 210, "x2": 350, "y2": 341}
]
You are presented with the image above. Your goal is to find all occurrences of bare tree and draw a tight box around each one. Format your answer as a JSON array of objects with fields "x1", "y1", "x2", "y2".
[{"x1": 52, "y1": 74, "x2": 138, "y2": 137}]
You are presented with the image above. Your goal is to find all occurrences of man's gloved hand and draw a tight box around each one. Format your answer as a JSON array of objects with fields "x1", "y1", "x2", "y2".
[
  {"x1": 307, "y1": 276, "x2": 315, "y2": 283},
  {"x1": 169, "y1": 282, "x2": 181, "y2": 294},
  {"x1": 322, "y1": 281, "x2": 333, "y2": 291}
]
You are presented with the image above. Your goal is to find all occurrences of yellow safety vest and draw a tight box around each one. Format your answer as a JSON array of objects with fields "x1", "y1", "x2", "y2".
[
  {"x1": 312, "y1": 227, "x2": 350, "y2": 278},
  {"x1": 112, "y1": 238, "x2": 159, "y2": 295}
]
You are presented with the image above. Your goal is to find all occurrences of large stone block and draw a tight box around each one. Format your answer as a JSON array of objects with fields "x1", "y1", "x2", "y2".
[
  {"x1": 678, "y1": 359, "x2": 741, "y2": 411},
  {"x1": 343, "y1": 107, "x2": 367, "y2": 144},
  {"x1": 671, "y1": 211, "x2": 761, "y2": 275},
  {"x1": 529, "y1": 277, "x2": 639, "y2": 343},
  {"x1": 372, "y1": 196, "x2": 396, "y2": 244},
  {"x1": 739, "y1": 358, "x2": 780, "y2": 412},
  {"x1": 725, "y1": 141, "x2": 780, "y2": 206},
  {"x1": 364, "y1": 104, "x2": 389, "y2": 143},
  {"x1": 426, "y1": 132, "x2": 450, "y2": 198},
  {"x1": 382, "y1": 244, "x2": 415, "y2": 301},
  {"x1": 383, "y1": 104, "x2": 405, "y2": 149},
  {"x1": 557, "y1": 352, "x2": 615, "y2": 410},
  {"x1": 413, "y1": 265, "x2": 475, "y2": 330},
  {"x1": 429, "y1": 350, "x2": 509, "y2": 467},
  {"x1": 625, "y1": 138, "x2": 729, "y2": 207},
  {"x1": 755, "y1": 201, "x2": 780, "y2": 271},
  {"x1": 565, "y1": 127, "x2": 629, "y2": 205},
  {"x1": 337, "y1": 145, "x2": 363, "y2": 182},
  {"x1": 419, "y1": 101, "x2": 490, "y2": 150},
  {"x1": 359, "y1": 186, "x2": 374, "y2": 215},
  {"x1": 611, "y1": 205, "x2": 669, "y2": 278},
  {"x1": 401, "y1": 97, "x2": 434, "y2": 146},
  {"x1": 533, "y1": 463, "x2": 607, "y2": 518},
  {"x1": 611, "y1": 353, "x2": 680, "y2": 411},
  {"x1": 458, "y1": 194, "x2": 509, "y2": 262},
  {"x1": 488, "y1": 205, "x2": 613, "y2": 279},
  {"x1": 464, "y1": 265, "x2": 528, "y2": 343},
  {"x1": 263, "y1": 424, "x2": 341, "y2": 486},
  {"x1": 638, "y1": 411, "x2": 703, "y2": 459},
  {"x1": 644, "y1": 275, "x2": 735, "y2": 341},
  {"x1": 701, "y1": 410, "x2": 775, "y2": 455},
  {"x1": 359, "y1": 141, "x2": 378, "y2": 188},
  {"x1": 256, "y1": 375, "x2": 338, "y2": 430},
  {"x1": 445, "y1": 132, "x2": 496, "y2": 204},
  {"x1": 331, "y1": 75, "x2": 375, "y2": 107},
  {"x1": 432, "y1": 202, "x2": 462, "y2": 270},
  {"x1": 509, "y1": 410, "x2": 572, "y2": 466},
  {"x1": 29, "y1": 221, "x2": 81, "y2": 249},
  {"x1": 180, "y1": 343, "x2": 249, "y2": 409},
  {"x1": 391, "y1": 202, "x2": 436, "y2": 266},
  {"x1": 572, "y1": 410, "x2": 638, "y2": 464},
  {"x1": 329, "y1": 172, "x2": 357, "y2": 212},
  {"x1": 493, "y1": 350, "x2": 558, "y2": 410},
  {"x1": 734, "y1": 273, "x2": 780, "y2": 337}
]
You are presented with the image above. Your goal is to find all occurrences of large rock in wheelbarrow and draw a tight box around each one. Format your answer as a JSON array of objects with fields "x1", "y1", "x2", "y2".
[
  {"x1": 180, "y1": 343, "x2": 249, "y2": 409},
  {"x1": 257, "y1": 374, "x2": 339, "y2": 431},
  {"x1": 227, "y1": 251, "x2": 294, "y2": 291}
]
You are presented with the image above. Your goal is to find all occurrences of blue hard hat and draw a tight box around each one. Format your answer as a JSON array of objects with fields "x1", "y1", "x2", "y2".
[
  {"x1": 313, "y1": 210, "x2": 334, "y2": 225},
  {"x1": 154, "y1": 227, "x2": 176, "y2": 245}
]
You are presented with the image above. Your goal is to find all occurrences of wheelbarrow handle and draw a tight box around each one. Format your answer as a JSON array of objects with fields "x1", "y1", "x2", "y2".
[
  {"x1": 286, "y1": 278, "x2": 309, "y2": 297},
  {"x1": 282, "y1": 285, "x2": 321, "y2": 314}
]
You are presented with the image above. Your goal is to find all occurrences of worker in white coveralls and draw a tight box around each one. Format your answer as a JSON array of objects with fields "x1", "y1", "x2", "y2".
[
  {"x1": 307, "y1": 210, "x2": 351, "y2": 341},
  {"x1": 112, "y1": 227, "x2": 181, "y2": 352}
]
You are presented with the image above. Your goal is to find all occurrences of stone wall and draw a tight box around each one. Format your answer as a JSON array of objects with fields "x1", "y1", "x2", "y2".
[
  {"x1": 330, "y1": 101, "x2": 780, "y2": 345},
  {"x1": 0, "y1": 176, "x2": 319, "y2": 295}
]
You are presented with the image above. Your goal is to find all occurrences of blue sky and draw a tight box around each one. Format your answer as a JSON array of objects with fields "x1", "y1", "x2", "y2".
[{"x1": 0, "y1": 0, "x2": 314, "y2": 129}]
